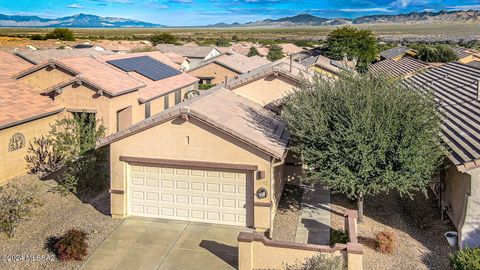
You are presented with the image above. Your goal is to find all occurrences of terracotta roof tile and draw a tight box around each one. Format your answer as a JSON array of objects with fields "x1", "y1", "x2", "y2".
[
  {"x1": 0, "y1": 51, "x2": 33, "y2": 78},
  {"x1": 156, "y1": 44, "x2": 219, "y2": 58},
  {"x1": 14, "y1": 48, "x2": 116, "y2": 65}
]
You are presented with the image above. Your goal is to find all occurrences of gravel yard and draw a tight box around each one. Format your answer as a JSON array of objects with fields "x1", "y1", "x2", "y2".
[
  {"x1": 272, "y1": 184, "x2": 304, "y2": 242},
  {"x1": 0, "y1": 175, "x2": 121, "y2": 270},
  {"x1": 330, "y1": 191, "x2": 456, "y2": 270}
]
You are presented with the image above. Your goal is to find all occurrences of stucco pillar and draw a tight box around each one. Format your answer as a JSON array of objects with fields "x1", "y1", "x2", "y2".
[
  {"x1": 347, "y1": 243, "x2": 363, "y2": 270},
  {"x1": 238, "y1": 233, "x2": 253, "y2": 270}
]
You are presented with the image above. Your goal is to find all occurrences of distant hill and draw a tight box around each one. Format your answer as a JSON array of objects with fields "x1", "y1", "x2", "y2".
[
  {"x1": 0, "y1": 13, "x2": 164, "y2": 28},
  {"x1": 0, "y1": 10, "x2": 478, "y2": 28}
]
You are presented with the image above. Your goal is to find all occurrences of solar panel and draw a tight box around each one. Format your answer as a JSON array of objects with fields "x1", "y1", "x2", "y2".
[{"x1": 107, "y1": 56, "x2": 182, "y2": 81}]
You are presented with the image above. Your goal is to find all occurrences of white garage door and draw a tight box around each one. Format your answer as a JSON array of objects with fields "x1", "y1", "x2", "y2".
[{"x1": 128, "y1": 164, "x2": 248, "y2": 226}]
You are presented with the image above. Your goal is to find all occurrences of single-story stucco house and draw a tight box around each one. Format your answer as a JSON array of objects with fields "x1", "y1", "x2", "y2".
[
  {"x1": 404, "y1": 62, "x2": 480, "y2": 248},
  {"x1": 97, "y1": 87, "x2": 289, "y2": 231}
]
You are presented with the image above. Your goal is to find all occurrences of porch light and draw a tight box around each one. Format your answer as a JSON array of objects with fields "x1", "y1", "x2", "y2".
[{"x1": 256, "y1": 188, "x2": 267, "y2": 199}]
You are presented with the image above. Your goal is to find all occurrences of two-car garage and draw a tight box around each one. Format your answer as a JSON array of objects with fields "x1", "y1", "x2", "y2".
[{"x1": 127, "y1": 162, "x2": 253, "y2": 226}]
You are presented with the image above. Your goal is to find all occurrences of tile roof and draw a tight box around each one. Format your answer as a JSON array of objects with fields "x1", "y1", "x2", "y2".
[
  {"x1": 403, "y1": 62, "x2": 480, "y2": 169},
  {"x1": 467, "y1": 61, "x2": 480, "y2": 69},
  {"x1": 379, "y1": 46, "x2": 412, "y2": 59},
  {"x1": 453, "y1": 47, "x2": 474, "y2": 59},
  {"x1": 163, "y1": 52, "x2": 188, "y2": 65},
  {"x1": 279, "y1": 43, "x2": 304, "y2": 55},
  {"x1": 370, "y1": 57, "x2": 430, "y2": 78},
  {"x1": 299, "y1": 55, "x2": 353, "y2": 75},
  {"x1": 156, "y1": 44, "x2": 219, "y2": 58},
  {"x1": 97, "y1": 87, "x2": 289, "y2": 159},
  {"x1": 14, "y1": 48, "x2": 116, "y2": 65},
  {"x1": 189, "y1": 53, "x2": 270, "y2": 74},
  {"x1": 0, "y1": 51, "x2": 33, "y2": 78},
  {"x1": 0, "y1": 77, "x2": 63, "y2": 130}
]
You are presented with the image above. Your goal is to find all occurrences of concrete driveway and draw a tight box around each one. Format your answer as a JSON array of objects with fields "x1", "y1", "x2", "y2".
[{"x1": 81, "y1": 218, "x2": 245, "y2": 270}]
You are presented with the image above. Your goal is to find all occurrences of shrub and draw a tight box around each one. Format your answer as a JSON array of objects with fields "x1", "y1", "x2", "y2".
[
  {"x1": 199, "y1": 83, "x2": 216, "y2": 90},
  {"x1": 450, "y1": 247, "x2": 480, "y2": 270},
  {"x1": 149, "y1": 32, "x2": 178, "y2": 46},
  {"x1": 26, "y1": 135, "x2": 64, "y2": 177},
  {"x1": 376, "y1": 231, "x2": 396, "y2": 254},
  {"x1": 46, "y1": 28, "x2": 75, "y2": 41},
  {"x1": 247, "y1": 46, "x2": 260, "y2": 57},
  {"x1": 284, "y1": 254, "x2": 346, "y2": 270},
  {"x1": 417, "y1": 44, "x2": 458, "y2": 63},
  {"x1": 30, "y1": 34, "x2": 47, "y2": 40},
  {"x1": 0, "y1": 182, "x2": 41, "y2": 237},
  {"x1": 267, "y1": 44, "x2": 284, "y2": 61},
  {"x1": 330, "y1": 229, "x2": 349, "y2": 245},
  {"x1": 215, "y1": 38, "x2": 231, "y2": 47},
  {"x1": 50, "y1": 229, "x2": 89, "y2": 261}
]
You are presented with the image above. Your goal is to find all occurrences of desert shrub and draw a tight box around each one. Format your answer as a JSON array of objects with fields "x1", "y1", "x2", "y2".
[
  {"x1": 26, "y1": 135, "x2": 64, "y2": 177},
  {"x1": 449, "y1": 247, "x2": 480, "y2": 270},
  {"x1": 267, "y1": 44, "x2": 284, "y2": 61},
  {"x1": 30, "y1": 34, "x2": 47, "y2": 40},
  {"x1": 330, "y1": 229, "x2": 349, "y2": 245},
  {"x1": 46, "y1": 28, "x2": 75, "y2": 41},
  {"x1": 417, "y1": 44, "x2": 458, "y2": 63},
  {"x1": 149, "y1": 32, "x2": 178, "y2": 46},
  {"x1": 49, "y1": 229, "x2": 89, "y2": 261},
  {"x1": 376, "y1": 231, "x2": 396, "y2": 254},
  {"x1": 247, "y1": 46, "x2": 260, "y2": 57},
  {"x1": 0, "y1": 182, "x2": 41, "y2": 237},
  {"x1": 215, "y1": 38, "x2": 231, "y2": 47},
  {"x1": 284, "y1": 254, "x2": 346, "y2": 270},
  {"x1": 199, "y1": 83, "x2": 216, "y2": 90}
]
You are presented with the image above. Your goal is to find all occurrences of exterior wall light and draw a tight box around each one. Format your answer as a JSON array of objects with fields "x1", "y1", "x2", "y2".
[{"x1": 256, "y1": 188, "x2": 268, "y2": 199}]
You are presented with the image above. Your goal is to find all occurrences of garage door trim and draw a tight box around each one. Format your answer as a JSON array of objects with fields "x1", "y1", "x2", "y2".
[{"x1": 120, "y1": 156, "x2": 259, "y2": 171}]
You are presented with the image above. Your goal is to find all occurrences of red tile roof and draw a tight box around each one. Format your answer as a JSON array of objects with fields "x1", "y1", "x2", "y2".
[{"x1": 0, "y1": 51, "x2": 33, "y2": 78}]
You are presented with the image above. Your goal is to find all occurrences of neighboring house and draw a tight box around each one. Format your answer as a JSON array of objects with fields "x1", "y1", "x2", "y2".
[
  {"x1": 278, "y1": 43, "x2": 304, "y2": 55},
  {"x1": 379, "y1": 46, "x2": 417, "y2": 60},
  {"x1": 13, "y1": 51, "x2": 198, "y2": 135},
  {"x1": 453, "y1": 47, "x2": 480, "y2": 64},
  {"x1": 299, "y1": 54, "x2": 354, "y2": 78},
  {"x1": 223, "y1": 57, "x2": 312, "y2": 111},
  {"x1": 93, "y1": 40, "x2": 151, "y2": 53},
  {"x1": 221, "y1": 42, "x2": 269, "y2": 57},
  {"x1": 163, "y1": 52, "x2": 190, "y2": 70},
  {"x1": 467, "y1": 60, "x2": 480, "y2": 69},
  {"x1": 403, "y1": 62, "x2": 480, "y2": 248},
  {"x1": 14, "y1": 48, "x2": 116, "y2": 65},
  {"x1": 187, "y1": 53, "x2": 270, "y2": 85},
  {"x1": 156, "y1": 44, "x2": 221, "y2": 66},
  {"x1": 0, "y1": 51, "x2": 63, "y2": 183},
  {"x1": 370, "y1": 57, "x2": 430, "y2": 79},
  {"x1": 97, "y1": 86, "x2": 289, "y2": 231}
]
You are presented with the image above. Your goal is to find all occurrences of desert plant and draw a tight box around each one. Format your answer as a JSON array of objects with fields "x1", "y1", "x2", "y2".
[
  {"x1": 284, "y1": 253, "x2": 346, "y2": 270},
  {"x1": 376, "y1": 231, "x2": 396, "y2": 254},
  {"x1": 330, "y1": 229, "x2": 349, "y2": 245},
  {"x1": 26, "y1": 135, "x2": 64, "y2": 176},
  {"x1": 149, "y1": 32, "x2": 178, "y2": 46},
  {"x1": 267, "y1": 44, "x2": 284, "y2": 61},
  {"x1": 282, "y1": 73, "x2": 445, "y2": 222},
  {"x1": 0, "y1": 182, "x2": 41, "y2": 237},
  {"x1": 449, "y1": 247, "x2": 480, "y2": 270},
  {"x1": 46, "y1": 28, "x2": 75, "y2": 41},
  {"x1": 247, "y1": 46, "x2": 260, "y2": 57},
  {"x1": 49, "y1": 229, "x2": 89, "y2": 261},
  {"x1": 417, "y1": 44, "x2": 458, "y2": 63},
  {"x1": 215, "y1": 38, "x2": 231, "y2": 47}
]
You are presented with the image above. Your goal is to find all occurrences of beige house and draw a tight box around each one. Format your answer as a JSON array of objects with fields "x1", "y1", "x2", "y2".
[
  {"x1": 13, "y1": 51, "x2": 198, "y2": 135},
  {"x1": 379, "y1": 46, "x2": 417, "y2": 61},
  {"x1": 454, "y1": 47, "x2": 480, "y2": 65},
  {"x1": 0, "y1": 51, "x2": 63, "y2": 184},
  {"x1": 405, "y1": 62, "x2": 480, "y2": 248},
  {"x1": 97, "y1": 87, "x2": 289, "y2": 231},
  {"x1": 156, "y1": 44, "x2": 221, "y2": 66},
  {"x1": 187, "y1": 53, "x2": 269, "y2": 85}
]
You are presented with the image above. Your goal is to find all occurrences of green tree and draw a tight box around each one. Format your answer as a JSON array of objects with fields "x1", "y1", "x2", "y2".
[
  {"x1": 215, "y1": 38, "x2": 231, "y2": 47},
  {"x1": 282, "y1": 73, "x2": 445, "y2": 222},
  {"x1": 267, "y1": 44, "x2": 284, "y2": 61},
  {"x1": 247, "y1": 46, "x2": 260, "y2": 57},
  {"x1": 417, "y1": 44, "x2": 458, "y2": 63},
  {"x1": 149, "y1": 32, "x2": 178, "y2": 46},
  {"x1": 46, "y1": 28, "x2": 75, "y2": 41},
  {"x1": 325, "y1": 26, "x2": 377, "y2": 71}
]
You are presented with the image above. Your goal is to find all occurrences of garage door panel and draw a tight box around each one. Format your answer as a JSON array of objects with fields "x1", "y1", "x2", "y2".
[{"x1": 128, "y1": 164, "x2": 248, "y2": 226}]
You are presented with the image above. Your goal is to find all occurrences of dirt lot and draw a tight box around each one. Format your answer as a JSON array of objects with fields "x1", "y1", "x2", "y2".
[
  {"x1": 330, "y1": 191, "x2": 456, "y2": 270},
  {"x1": 272, "y1": 185, "x2": 304, "y2": 242},
  {"x1": 0, "y1": 175, "x2": 121, "y2": 270}
]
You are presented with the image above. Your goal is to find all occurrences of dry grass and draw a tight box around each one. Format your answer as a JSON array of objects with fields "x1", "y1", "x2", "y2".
[{"x1": 330, "y1": 191, "x2": 456, "y2": 270}]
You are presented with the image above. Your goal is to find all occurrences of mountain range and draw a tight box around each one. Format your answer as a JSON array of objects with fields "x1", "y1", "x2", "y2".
[{"x1": 0, "y1": 10, "x2": 478, "y2": 28}]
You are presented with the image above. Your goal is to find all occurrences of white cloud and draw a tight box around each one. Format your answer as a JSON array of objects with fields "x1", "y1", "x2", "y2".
[
  {"x1": 339, "y1": 8, "x2": 393, "y2": 13},
  {"x1": 66, "y1": 4, "x2": 85, "y2": 9},
  {"x1": 447, "y1": 5, "x2": 480, "y2": 10}
]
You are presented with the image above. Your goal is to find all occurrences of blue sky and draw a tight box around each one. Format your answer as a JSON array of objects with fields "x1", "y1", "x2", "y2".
[{"x1": 0, "y1": 0, "x2": 479, "y2": 26}]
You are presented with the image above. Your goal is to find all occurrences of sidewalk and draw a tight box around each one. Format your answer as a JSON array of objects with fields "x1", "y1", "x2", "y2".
[{"x1": 295, "y1": 184, "x2": 331, "y2": 245}]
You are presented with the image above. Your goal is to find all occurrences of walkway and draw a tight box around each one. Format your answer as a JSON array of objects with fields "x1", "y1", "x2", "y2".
[{"x1": 295, "y1": 184, "x2": 331, "y2": 245}]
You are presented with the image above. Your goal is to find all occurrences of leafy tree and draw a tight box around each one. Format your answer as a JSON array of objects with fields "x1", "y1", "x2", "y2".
[
  {"x1": 417, "y1": 44, "x2": 458, "y2": 63},
  {"x1": 149, "y1": 32, "x2": 178, "y2": 46},
  {"x1": 247, "y1": 46, "x2": 260, "y2": 57},
  {"x1": 267, "y1": 44, "x2": 284, "y2": 61},
  {"x1": 215, "y1": 38, "x2": 231, "y2": 47},
  {"x1": 46, "y1": 28, "x2": 75, "y2": 41},
  {"x1": 325, "y1": 26, "x2": 377, "y2": 71},
  {"x1": 282, "y1": 73, "x2": 445, "y2": 222}
]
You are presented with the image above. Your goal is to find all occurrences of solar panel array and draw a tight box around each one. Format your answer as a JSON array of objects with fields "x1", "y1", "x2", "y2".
[{"x1": 107, "y1": 56, "x2": 182, "y2": 81}]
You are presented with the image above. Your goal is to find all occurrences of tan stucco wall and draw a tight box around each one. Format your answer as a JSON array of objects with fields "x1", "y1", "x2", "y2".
[
  {"x1": 443, "y1": 162, "x2": 471, "y2": 230},
  {"x1": 459, "y1": 168, "x2": 480, "y2": 248},
  {"x1": 233, "y1": 75, "x2": 298, "y2": 106},
  {"x1": 238, "y1": 240, "x2": 348, "y2": 270},
  {"x1": 312, "y1": 66, "x2": 337, "y2": 78},
  {"x1": 109, "y1": 117, "x2": 278, "y2": 229},
  {"x1": 188, "y1": 63, "x2": 239, "y2": 84},
  {"x1": 19, "y1": 67, "x2": 72, "y2": 93},
  {"x1": 0, "y1": 113, "x2": 60, "y2": 184}
]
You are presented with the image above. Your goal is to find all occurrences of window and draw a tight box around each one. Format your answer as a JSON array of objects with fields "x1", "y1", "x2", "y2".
[
  {"x1": 175, "y1": 90, "x2": 182, "y2": 105},
  {"x1": 164, "y1": 95, "x2": 169, "y2": 110},
  {"x1": 145, "y1": 101, "x2": 151, "y2": 118}
]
